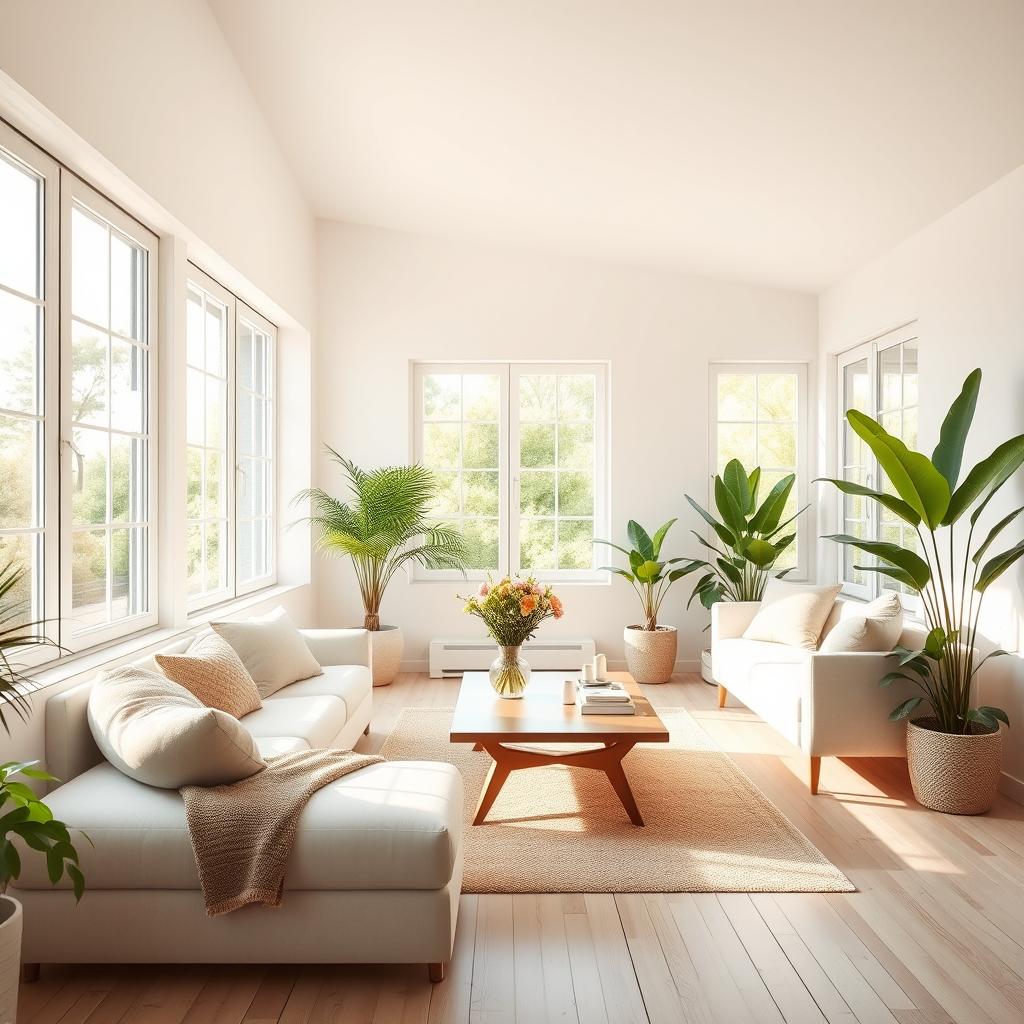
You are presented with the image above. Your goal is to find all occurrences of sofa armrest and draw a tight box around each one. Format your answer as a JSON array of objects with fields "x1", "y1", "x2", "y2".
[
  {"x1": 300, "y1": 628, "x2": 370, "y2": 668},
  {"x1": 711, "y1": 601, "x2": 760, "y2": 643}
]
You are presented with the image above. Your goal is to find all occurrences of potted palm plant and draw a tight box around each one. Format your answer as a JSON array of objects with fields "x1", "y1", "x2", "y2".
[
  {"x1": 300, "y1": 448, "x2": 469, "y2": 685},
  {"x1": 683, "y1": 459, "x2": 808, "y2": 682},
  {"x1": 818, "y1": 368, "x2": 1021, "y2": 814},
  {"x1": 0, "y1": 562, "x2": 85, "y2": 1021},
  {"x1": 595, "y1": 520, "x2": 703, "y2": 683}
]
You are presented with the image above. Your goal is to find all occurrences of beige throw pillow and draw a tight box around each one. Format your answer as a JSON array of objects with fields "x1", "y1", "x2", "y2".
[
  {"x1": 743, "y1": 580, "x2": 842, "y2": 650},
  {"x1": 211, "y1": 607, "x2": 322, "y2": 697},
  {"x1": 155, "y1": 632, "x2": 262, "y2": 718},
  {"x1": 818, "y1": 593, "x2": 904, "y2": 653},
  {"x1": 87, "y1": 666, "x2": 266, "y2": 789}
]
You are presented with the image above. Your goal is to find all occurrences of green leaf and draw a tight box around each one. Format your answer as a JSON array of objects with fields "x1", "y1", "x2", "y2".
[
  {"x1": 855, "y1": 564, "x2": 921, "y2": 592},
  {"x1": 599, "y1": 566, "x2": 635, "y2": 583},
  {"x1": 765, "y1": 506, "x2": 809, "y2": 541},
  {"x1": 685, "y1": 496, "x2": 736, "y2": 549},
  {"x1": 650, "y1": 519, "x2": 677, "y2": 560},
  {"x1": 813, "y1": 477, "x2": 921, "y2": 526},
  {"x1": 686, "y1": 573, "x2": 715, "y2": 609},
  {"x1": 744, "y1": 538, "x2": 777, "y2": 567},
  {"x1": 593, "y1": 539, "x2": 633, "y2": 558},
  {"x1": 627, "y1": 521, "x2": 654, "y2": 560},
  {"x1": 889, "y1": 696, "x2": 924, "y2": 721},
  {"x1": 946, "y1": 434, "x2": 1024, "y2": 525},
  {"x1": 879, "y1": 671, "x2": 915, "y2": 688},
  {"x1": 1, "y1": 839, "x2": 21, "y2": 879},
  {"x1": 714, "y1": 476, "x2": 748, "y2": 536},
  {"x1": 746, "y1": 468, "x2": 761, "y2": 514},
  {"x1": 975, "y1": 540, "x2": 1024, "y2": 592},
  {"x1": 699, "y1": 584, "x2": 723, "y2": 609},
  {"x1": 722, "y1": 460, "x2": 751, "y2": 515},
  {"x1": 667, "y1": 564, "x2": 702, "y2": 582},
  {"x1": 923, "y1": 627, "x2": 948, "y2": 660},
  {"x1": 46, "y1": 846, "x2": 62, "y2": 884},
  {"x1": 749, "y1": 475, "x2": 794, "y2": 535},
  {"x1": 823, "y1": 534, "x2": 931, "y2": 590},
  {"x1": 68, "y1": 863, "x2": 84, "y2": 902},
  {"x1": 932, "y1": 369, "x2": 982, "y2": 488},
  {"x1": 973, "y1": 505, "x2": 1024, "y2": 566},
  {"x1": 716, "y1": 558, "x2": 743, "y2": 586},
  {"x1": 634, "y1": 560, "x2": 662, "y2": 583},
  {"x1": 847, "y1": 410, "x2": 950, "y2": 528},
  {"x1": 977, "y1": 706, "x2": 1010, "y2": 728}
]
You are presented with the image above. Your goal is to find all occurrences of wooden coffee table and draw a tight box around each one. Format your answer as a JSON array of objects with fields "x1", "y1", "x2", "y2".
[{"x1": 449, "y1": 671, "x2": 669, "y2": 826}]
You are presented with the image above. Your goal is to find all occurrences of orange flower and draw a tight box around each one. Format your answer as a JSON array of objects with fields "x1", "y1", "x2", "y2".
[
  {"x1": 549, "y1": 594, "x2": 564, "y2": 619},
  {"x1": 519, "y1": 594, "x2": 537, "y2": 616}
]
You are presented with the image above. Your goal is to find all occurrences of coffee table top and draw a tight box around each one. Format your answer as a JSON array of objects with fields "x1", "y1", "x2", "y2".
[{"x1": 449, "y1": 672, "x2": 670, "y2": 744}]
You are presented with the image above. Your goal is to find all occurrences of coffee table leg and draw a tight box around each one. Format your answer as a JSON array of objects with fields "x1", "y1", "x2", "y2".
[
  {"x1": 602, "y1": 745, "x2": 644, "y2": 826},
  {"x1": 473, "y1": 750, "x2": 513, "y2": 825}
]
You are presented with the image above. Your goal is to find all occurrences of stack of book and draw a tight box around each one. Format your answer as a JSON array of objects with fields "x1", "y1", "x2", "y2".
[{"x1": 577, "y1": 681, "x2": 636, "y2": 715}]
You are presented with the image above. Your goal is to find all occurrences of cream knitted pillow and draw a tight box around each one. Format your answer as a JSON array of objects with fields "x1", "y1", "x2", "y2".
[
  {"x1": 156, "y1": 632, "x2": 262, "y2": 718},
  {"x1": 743, "y1": 580, "x2": 842, "y2": 650},
  {"x1": 818, "y1": 593, "x2": 904, "y2": 653}
]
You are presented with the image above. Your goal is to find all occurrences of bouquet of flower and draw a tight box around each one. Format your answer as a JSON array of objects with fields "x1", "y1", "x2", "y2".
[{"x1": 460, "y1": 576, "x2": 564, "y2": 696}]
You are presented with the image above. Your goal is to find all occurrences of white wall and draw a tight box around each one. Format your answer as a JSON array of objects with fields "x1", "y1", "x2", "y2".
[
  {"x1": 819, "y1": 164, "x2": 1024, "y2": 794},
  {"x1": 0, "y1": 0, "x2": 318, "y2": 766},
  {"x1": 316, "y1": 221, "x2": 818, "y2": 669}
]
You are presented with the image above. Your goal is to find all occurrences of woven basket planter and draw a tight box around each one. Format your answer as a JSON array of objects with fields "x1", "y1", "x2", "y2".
[
  {"x1": 623, "y1": 624, "x2": 677, "y2": 684},
  {"x1": 907, "y1": 717, "x2": 1003, "y2": 815}
]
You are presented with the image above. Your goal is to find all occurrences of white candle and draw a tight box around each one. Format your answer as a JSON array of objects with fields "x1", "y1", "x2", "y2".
[
  {"x1": 563, "y1": 678, "x2": 576, "y2": 705},
  {"x1": 581, "y1": 662, "x2": 595, "y2": 682},
  {"x1": 594, "y1": 653, "x2": 607, "y2": 681}
]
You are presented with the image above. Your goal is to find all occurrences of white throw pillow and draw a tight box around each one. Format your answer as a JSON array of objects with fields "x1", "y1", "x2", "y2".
[
  {"x1": 88, "y1": 666, "x2": 266, "y2": 789},
  {"x1": 818, "y1": 593, "x2": 904, "y2": 653},
  {"x1": 743, "y1": 580, "x2": 842, "y2": 650},
  {"x1": 211, "y1": 607, "x2": 323, "y2": 697}
]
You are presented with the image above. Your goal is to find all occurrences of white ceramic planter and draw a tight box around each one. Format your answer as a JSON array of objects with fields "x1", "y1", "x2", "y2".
[
  {"x1": 0, "y1": 895, "x2": 22, "y2": 1024},
  {"x1": 368, "y1": 625, "x2": 404, "y2": 686},
  {"x1": 700, "y1": 648, "x2": 714, "y2": 684},
  {"x1": 623, "y1": 624, "x2": 677, "y2": 684}
]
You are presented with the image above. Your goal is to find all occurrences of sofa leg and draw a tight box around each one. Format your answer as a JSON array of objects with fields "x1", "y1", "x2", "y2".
[
  {"x1": 808, "y1": 756, "x2": 821, "y2": 795},
  {"x1": 363, "y1": 723, "x2": 370, "y2": 735},
  {"x1": 717, "y1": 685, "x2": 727, "y2": 709},
  {"x1": 428, "y1": 962, "x2": 445, "y2": 983},
  {"x1": 22, "y1": 963, "x2": 40, "y2": 983}
]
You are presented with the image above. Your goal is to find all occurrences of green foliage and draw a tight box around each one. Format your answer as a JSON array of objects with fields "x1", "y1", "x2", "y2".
[
  {"x1": 298, "y1": 447, "x2": 470, "y2": 630},
  {"x1": 682, "y1": 460, "x2": 808, "y2": 608},
  {"x1": 0, "y1": 761, "x2": 85, "y2": 900},
  {"x1": 819, "y1": 369, "x2": 1021, "y2": 734},
  {"x1": 594, "y1": 519, "x2": 703, "y2": 630}
]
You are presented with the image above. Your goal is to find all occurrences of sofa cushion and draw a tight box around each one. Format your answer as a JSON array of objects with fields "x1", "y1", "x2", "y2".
[
  {"x1": 212, "y1": 607, "x2": 322, "y2": 697},
  {"x1": 240, "y1": 695, "x2": 349, "y2": 749},
  {"x1": 743, "y1": 580, "x2": 841, "y2": 649},
  {"x1": 87, "y1": 666, "x2": 266, "y2": 789},
  {"x1": 265, "y1": 665, "x2": 371, "y2": 721},
  {"x1": 14, "y1": 760, "x2": 463, "y2": 892},
  {"x1": 155, "y1": 632, "x2": 262, "y2": 718},
  {"x1": 818, "y1": 593, "x2": 903, "y2": 653}
]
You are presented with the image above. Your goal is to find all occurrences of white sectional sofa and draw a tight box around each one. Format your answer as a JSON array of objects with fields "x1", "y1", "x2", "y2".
[
  {"x1": 712, "y1": 600, "x2": 926, "y2": 793},
  {"x1": 12, "y1": 628, "x2": 464, "y2": 983}
]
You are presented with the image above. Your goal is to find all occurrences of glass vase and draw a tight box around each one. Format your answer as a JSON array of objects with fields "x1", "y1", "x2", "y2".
[{"x1": 488, "y1": 645, "x2": 531, "y2": 698}]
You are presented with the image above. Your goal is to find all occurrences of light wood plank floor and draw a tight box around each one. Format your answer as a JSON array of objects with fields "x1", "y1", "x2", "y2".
[{"x1": 18, "y1": 672, "x2": 1024, "y2": 1024}]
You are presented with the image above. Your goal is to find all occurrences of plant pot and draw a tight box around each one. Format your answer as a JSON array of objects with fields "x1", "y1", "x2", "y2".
[
  {"x1": 700, "y1": 648, "x2": 714, "y2": 685},
  {"x1": 623, "y1": 624, "x2": 677, "y2": 684},
  {"x1": 368, "y1": 625, "x2": 403, "y2": 686},
  {"x1": 0, "y1": 895, "x2": 23, "y2": 1024},
  {"x1": 906, "y1": 717, "x2": 1003, "y2": 815}
]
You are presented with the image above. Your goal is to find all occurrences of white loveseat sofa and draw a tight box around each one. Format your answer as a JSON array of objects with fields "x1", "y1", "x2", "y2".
[
  {"x1": 712, "y1": 600, "x2": 926, "y2": 793},
  {"x1": 12, "y1": 628, "x2": 464, "y2": 982}
]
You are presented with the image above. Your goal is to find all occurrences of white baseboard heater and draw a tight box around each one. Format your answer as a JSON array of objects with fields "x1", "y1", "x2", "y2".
[{"x1": 429, "y1": 638, "x2": 596, "y2": 678}]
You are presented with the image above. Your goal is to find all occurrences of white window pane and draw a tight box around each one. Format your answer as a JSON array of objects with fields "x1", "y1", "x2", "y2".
[
  {"x1": 186, "y1": 447, "x2": 203, "y2": 518},
  {"x1": 71, "y1": 206, "x2": 109, "y2": 327},
  {"x1": 520, "y1": 518, "x2": 555, "y2": 569},
  {"x1": 186, "y1": 368, "x2": 205, "y2": 446},
  {"x1": 205, "y1": 520, "x2": 225, "y2": 591},
  {"x1": 205, "y1": 376, "x2": 226, "y2": 449},
  {"x1": 557, "y1": 422, "x2": 593, "y2": 470},
  {"x1": 463, "y1": 422, "x2": 498, "y2": 469},
  {"x1": 111, "y1": 527, "x2": 147, "y2": 620},
  {"x1": 757, "y1": 374, "x2": 797, "y2": 422},
  {"x1": 878, "y1": 346, "x2": 901, "y2": 412},
  {"x1": 206, "y1": 450, "x2": 224, "y2": 517},
  {"x1": 71, "y1": 529, "x2": 108, "y2": 627},
  {"x1": 717, "y1": 374, "x2": 756, "y2": 421},
  {"x1": 110, "y1": 339, "x2": 145, "y2": 434},
  {"x1": 111, "y1": 435, "x2": 145, "y2": 523},
  {"x1": 521, "y1": 471, "x2": 555, "y2": 516},
  {"x1": 423, "y1": 374, "x2": 461, "y2": 420},
  {"x1": 558, "y1": 519, "x2": 594, "y2": 569},
  {"x1": 0, "y1": 150, "x2": 40, "y2": 298},
  {"x1": 463, "y1": 471, "x2": 499, "y2": 516},
  {"x1": 71, "y1": 427, "x2": 108, "y2": 526},
  {"x1": 110, "y1": 233, "x2": 144, "y2": 341},
  {"x1": 71, "y1": 322, "x2": 108, "y2": 427},
  {"x1": 519, "y1": 375, "x2": 556, "y2": 421},
  {"x1": 238, "y1": 320, "x2": 254, "y2": 390},
  {"x1": 186, "y1": 523, "x2": 204, "y2": 597},
  {"x1": 204, "y1": 300, "x2": 226, "y2": 377},
  {"x1": 558, "y1": 472, "x2": 593, "y2": 517},
  {"x1": 0, "y1": 289, "x2": 39, "y2": 414},
  {"x1": 239, "y1": 458, "x2": 266, "y2": 518},
  {"x1": 423, "y1": 422, "x2": 460, "y2": 468},
  {"x1": 843, "y1": 358, "x2": 870, "y2": 414},
  {"x1": 0, "y1": 414, "x2": 37, "y2": 528},
  {"x1": 462, "y1": 519, "x2": 499, "y2": 571},
  {"x1": 903, "y1": 343, "x2": 918, "y2": 408},
  {"x1": 758, "y1": 423, "x2": 797, "y2": 469},
  {"x1": 186, "y1": 288, "x2": 204, "y2": 368},
  {"x1": 430, "y1": 471, "x2": 460, "y2": 515},
  {"x1": 463, "y1": 374, "x2": 499, "y2": 421},
  {"x1": 558, "y1": 375, "x2": 595, "y2": 421},
  {"x1": 0, "y1": 534, "x2": 39, "y2": 626},
  {"x1": 520, "y1": 423, "x2": 555, "y2": 468},
  {"x1": 252, "y1": 331, "x2": 269, "y2": 395},
  {"x1": 239, "y1": 518, "x2": 269, "y2": 585},
  {"x1": 717, "y1": 422, "x2": 756, "y2": 471}
]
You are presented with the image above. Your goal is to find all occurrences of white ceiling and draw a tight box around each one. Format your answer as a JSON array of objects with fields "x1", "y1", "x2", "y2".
[{"x1": 210, "y1": 0, "x2": 1024, "y2": 292}]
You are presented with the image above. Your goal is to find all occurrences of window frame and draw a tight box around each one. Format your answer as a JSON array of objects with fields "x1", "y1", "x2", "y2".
[
  {"x1": 708, "y1": 362, "x2": 810, "y2": 580},
  {"x1": 0, "y1": 122, "x2": 60, "y2": 661},
  {"x1": 59, "y1": 171, "x2": 160, "y2": 652},
  {"x1": 411, "y1": 361, "x2": 609, "y2": 583},
  {"x1": 835, "y1": 323, "x2": 920, "y2": 605}
]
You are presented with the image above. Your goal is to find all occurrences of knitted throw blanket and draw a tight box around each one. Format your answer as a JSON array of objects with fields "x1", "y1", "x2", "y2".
[{"x1": 181, "y1": 748, "x2": 383, "y2": 915}]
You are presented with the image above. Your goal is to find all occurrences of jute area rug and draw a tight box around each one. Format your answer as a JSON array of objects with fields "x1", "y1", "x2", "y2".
[{"x1": 379, "y1": 707, "x2": 853, "y2": 894}]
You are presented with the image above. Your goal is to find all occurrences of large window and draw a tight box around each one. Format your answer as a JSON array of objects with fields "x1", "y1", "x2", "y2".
[
  {"x1": 0, "y1": 124, "x2": 158, "y2": 653},
  {"x1": 186, "y1": 267, "x2": 275, "y2": 611},
  {"x1": 413, "y1": 362, "x2": 607, "y2": 580},
  {"x1": 710, "y1": 363, "x2": 809, "y2": 575},
  {"x1": 837, "y1": 326, "x2": 919, "y2": 600}
]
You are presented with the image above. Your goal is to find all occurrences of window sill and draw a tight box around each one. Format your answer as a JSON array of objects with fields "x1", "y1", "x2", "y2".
[
  {"x1": 22, "y1": 582, "x2": 304, "y2": 697},
  {"x1": 410, "y1": 576, "x2": 611, "y2": 587}
]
